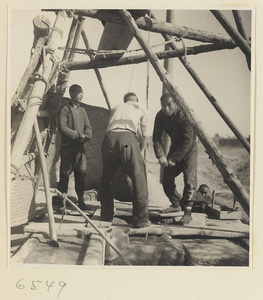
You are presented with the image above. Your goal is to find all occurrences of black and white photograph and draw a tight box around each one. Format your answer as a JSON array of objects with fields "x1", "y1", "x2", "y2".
[
  {"x1": 9, "y1": 7, "x2": 252, "y2": 266},
  {"x1": 2, "y1": 1, "x2": 262, "y2": 299}
]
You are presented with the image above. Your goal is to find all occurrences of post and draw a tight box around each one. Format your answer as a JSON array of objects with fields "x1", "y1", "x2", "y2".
[
  {"x1": 119, "y1": 9, "x2": 249, "y2": 216},
  {"x1": 81, "y1": 30, "x2": 112, "y2": 110},
  {"x1": 11, "y1": 10, "x2": 68, "y2": 170},
  {"x1": 232, "y1": 10, "x2": 249, "y2": 41},
  {"x1": 34, "y1": 118, "x2": 58, "y2": 244},
  {"x1": 160, "y1": 10, "x2": 175, "y2": 182},
  {"x1": 232, "y1": 10, "x2": 251, "y2": 71},
  {"x1": 11, "y1": 37, "x2": 46, "y2": 106},
  {"x1": 150, "y1": 11, "x2": 250, "y2": 154}
]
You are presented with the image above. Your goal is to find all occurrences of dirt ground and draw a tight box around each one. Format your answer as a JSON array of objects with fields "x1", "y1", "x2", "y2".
[{"x1": 146, "y1": 141, "x2": 250, "y2": 223}]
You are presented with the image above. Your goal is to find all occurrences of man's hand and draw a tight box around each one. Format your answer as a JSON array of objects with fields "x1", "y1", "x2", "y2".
[
  {"x1": 139, "y1": 137, "x2": 148, "y2": 152},
  {"x1": 159, "y1": 155, "x2": 168, "y2": 167},
  {"x1": 78, "y1": 135, "x2": 87, "y2": 144},
  {"x1": 167, "y1": 158, "x2": 176, "y2": 167}
]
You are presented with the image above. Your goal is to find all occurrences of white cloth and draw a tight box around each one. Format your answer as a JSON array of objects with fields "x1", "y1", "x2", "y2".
[{"x1": 106, "y1": 101, "x2": 150, "y2": 138}]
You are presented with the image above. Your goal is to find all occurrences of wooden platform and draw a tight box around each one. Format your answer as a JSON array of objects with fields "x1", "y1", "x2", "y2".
[{"x1": 11, "y1": 196, "x2": 249, "y2": 266}]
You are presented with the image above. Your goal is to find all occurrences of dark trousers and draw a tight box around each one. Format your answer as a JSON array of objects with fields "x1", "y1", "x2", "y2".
[
  {"x1": 163, "y1": 145, "x2": 197, "y2": 207},
  {"x1": 57, "y1": 144, "x2": 86, "y2": 201},
  {"x1": 99, "y1": 131, "x2": 149, "y2": 223}
]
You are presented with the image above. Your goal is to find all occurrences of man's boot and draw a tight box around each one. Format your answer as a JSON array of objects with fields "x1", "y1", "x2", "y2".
[{"x1": 179, "y1": 207, "x2": 193, "y2": 224}]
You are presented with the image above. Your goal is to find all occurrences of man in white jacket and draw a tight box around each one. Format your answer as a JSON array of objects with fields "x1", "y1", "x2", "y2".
[{"x1": 98, "y1": 92, "x2": 151, "y2": 228}]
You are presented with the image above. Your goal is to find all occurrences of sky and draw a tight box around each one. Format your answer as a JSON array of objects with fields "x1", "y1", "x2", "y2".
[{"x1": 9, "y1": 8, "x2": 252, "y2": 138}]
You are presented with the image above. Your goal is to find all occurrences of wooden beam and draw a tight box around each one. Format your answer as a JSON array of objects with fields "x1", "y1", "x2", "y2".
[
  {"x1": 81, "y1": 30, "x2": 112, "y2": 110},
  {"x1": 11, "y1": 10, "x2": 68, "y2": 170},
  {"x1": 11, "y1": 37, "x2": 46, "y2": 106},
  {"x1": 119, "y1": 9, "x2": 249, "y2": 216},
  {"x1": 71, "y1": 9, "x2": 236, "y2": 44},
  {"x1": 211, "y1": 10, "x2": 251, "y2": 69},
  {"x1": 160, "y1": 10, "x2": 175, "y2": 183},
  {"x1": 69, "y1": 16, "x2": 85, "y2": 60},
  {"x1": 63, "y1": 42, "x2": 237, "y2": 71},
  {"x1": 42, "y1": 16, "x2": 85, "y2": 160},
  {"x1": 232, "y1": 10, "x2": 249, "y2": 41},
  {"x1": 62, "y1": 16, "x2": 78, "y2": 61},
  {"x1": 232, "y1": 10, "x2": 251, "y2": 71},
  {"x1": 150, "y1": 11, "x2": 250, "y2": 154},
  {"x1": 34, "y1": 119, "x2": 58, "y2": 244}
]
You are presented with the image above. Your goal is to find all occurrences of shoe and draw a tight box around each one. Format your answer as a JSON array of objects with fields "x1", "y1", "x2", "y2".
[
  {"x1": 179, "y1": 209, "x2": 193, "y2": 225},
  {"x1": 101, "y1": 216, "x2": 113, "y2": 222},
  {"x1": 161, "y1": 204, "x2": 181, "y2": 214},
  {"x1": 77, "y1": 202, "x2": 89, "y2": 211},
  {"x1": 52, "y1": 195, "x2": 63, "y2": 207},
  {"x1": 132, "y1": 220, "x2": 151, "y2": 228}
]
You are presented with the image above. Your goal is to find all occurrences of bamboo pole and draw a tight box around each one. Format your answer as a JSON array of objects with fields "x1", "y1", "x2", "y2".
[
  {"x1": 11, "y1": 10, "x2": 68, "y2": 170},
  {"x1": 63, "y1": 16, "x2": 78, "y2": 61},
  {"x1": 63, "y1": 42, "x2": 237, "y2": 71},
  {"x1": 120, "y1": 9, "x2": 249, "y2": 216},
  {"x1": 211, "y1": 10, "x2": 251, "y2": 69},
  {"x1": 55, "y1": 190, "x2": 132, "y2": 265},
  {"x1": 150, "y1": 11, "x2": 250, "y2": 154},
  {"x1": 43, "y1": 16, "x2": 85, "y2": 159},
  {"x1": 11, "y1": 37, "x2": 46, "y2": 106},
  {"x1": 69, "y1": 16, "x2": 85, "y2": 60},
  {"x1": 81, "y1": 30, "x2": 112, "y2": 110},
  {"x1": 69, "y1": 10, "x2": 237, "y2": 45},
  {"x1": 34, "y1": 118, "x2": 58, "y2": 245}
]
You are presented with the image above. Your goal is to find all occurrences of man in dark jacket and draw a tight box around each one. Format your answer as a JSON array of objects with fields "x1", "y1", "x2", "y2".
[
  {"x1": 153, "y1": 93, "x2": 197, "y2": 224},
  {"x1": 57, "y1": 84, "x2": 92, "y2": 210}
]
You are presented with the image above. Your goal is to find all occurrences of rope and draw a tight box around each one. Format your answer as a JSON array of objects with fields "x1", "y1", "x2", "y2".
[
  {"x1": 26, "y1": 99, "x2": 43, "y2": 109},
  {"x1": 30, "y1": 72, "x2": 48, "y2": 89},
  {"x1": 50, "y1": 26, "x2": 63, "y2": 38},
  {"x1": 128, "y1": 64, "x2": 136, "y2": 92},
  {"x1": 58, "y1": 37, "x2": 180, "y2": 58}
]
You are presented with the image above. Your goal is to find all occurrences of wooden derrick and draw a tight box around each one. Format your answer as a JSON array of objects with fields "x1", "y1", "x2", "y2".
[
  {"x1": 119, "y1": 9, "x2": 249, "y2": 216},
  {"x1": 11, "y1": 9, "x2": 251, "y2": 232},
  {"x1": 150, "y1": 11, "x2": 250, "y2": 154}
]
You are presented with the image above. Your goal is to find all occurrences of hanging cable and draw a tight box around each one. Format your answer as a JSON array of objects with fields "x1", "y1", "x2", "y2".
[
  {"x1": 127, "y1": 63, "x2": 136, "y2": 92},
  {"x1": 145, "y1": 11, "x2": 151, "y2": 110}
]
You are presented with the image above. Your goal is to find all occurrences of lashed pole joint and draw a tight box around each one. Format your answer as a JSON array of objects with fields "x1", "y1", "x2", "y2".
[{"x1": 119, "y1": 9, "x2": 249, "y2": 216}]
